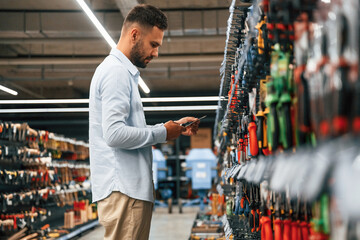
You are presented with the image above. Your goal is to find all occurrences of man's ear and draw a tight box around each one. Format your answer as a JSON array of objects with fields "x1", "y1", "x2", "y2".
[{"x1": 130, "y1": 28, "x2": 140, "y2": 43}]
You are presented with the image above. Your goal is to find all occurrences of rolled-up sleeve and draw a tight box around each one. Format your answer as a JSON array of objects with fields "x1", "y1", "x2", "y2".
[{"x1": 100, "y1": 66, "x2": 167, "y2": 149}]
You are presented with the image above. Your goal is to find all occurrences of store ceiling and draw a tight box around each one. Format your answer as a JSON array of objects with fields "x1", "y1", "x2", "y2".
[{"x1": 0, "y1": 0, "x2": 241, "y2": 140}]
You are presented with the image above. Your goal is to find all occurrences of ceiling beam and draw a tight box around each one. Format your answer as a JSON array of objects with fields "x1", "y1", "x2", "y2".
[
  {"x1": 0, "y1": 54, "x2": 223, "y2": 65},
  {"x1": 0, "y1": 35, "x2": 226, "y2": 44}
]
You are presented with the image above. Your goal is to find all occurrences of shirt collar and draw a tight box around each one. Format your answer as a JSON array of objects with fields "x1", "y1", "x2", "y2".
[{"x1": 109, "y1": 47, "x2": 139, "y2": 77}]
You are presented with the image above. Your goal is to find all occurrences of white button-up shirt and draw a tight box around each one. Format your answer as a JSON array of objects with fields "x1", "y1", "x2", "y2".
[{"x1": 89, "y1": 48, "x2": 167, "y2": 203}]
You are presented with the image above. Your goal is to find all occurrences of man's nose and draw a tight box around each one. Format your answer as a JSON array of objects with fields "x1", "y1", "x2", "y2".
[{"x1": 152, "y1": 48, "x2": 159, "y2": 58}]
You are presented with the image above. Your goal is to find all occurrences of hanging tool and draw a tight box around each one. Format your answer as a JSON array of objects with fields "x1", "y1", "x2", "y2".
[
  {"x1": 274, "y1": 193, "x2": 283, "y2": 240},
  {"x1": 260, "y1": 216, "x2": 273, "y2": 240},
  {"x1": 248, "y1": 120, "x2": 259, "y2": 157},
  {"x1": 265, "y1": 80, "x2": 279, "y2": 152},
  {"x1": 271, "y1": 43, "x2": 294, "y2": 150}
]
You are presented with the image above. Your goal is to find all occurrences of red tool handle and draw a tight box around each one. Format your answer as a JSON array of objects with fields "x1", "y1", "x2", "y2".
[
  {"x1": 283, "y1": 219, "x2": 291, "y2": 240},
  {"x1": 333, "y1": 116, "x2": 348, "y2": 135},
  {"x1": 13, "y1": 216, "x2": 17, "y2": 229},
  {"x1": 300, "y1": 222, "x2": 309, "y2": 240},
  {"x1": 291, "y1": 221, "x2": 299, "y2": 240},
  {"x1": 309, "y1": 232, "x2": 329, "y2": 240},
  {"x1": 262, "y1": 147, "x2": 271, "y2": 156},
  {"x1": 353, "y1": 117, "x2": 360, "y2": 133},
  {"x1": 248, "y1": 122, "x2": 259, "y2": 156},
  {"x1": 260, "y1": 216, "x2": 273, "y2": 240},
  {"x1": 274, "y1": 219, "x2": 283, "y2": 240}
]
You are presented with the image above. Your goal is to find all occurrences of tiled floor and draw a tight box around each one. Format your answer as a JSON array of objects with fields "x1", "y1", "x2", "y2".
[{"x1": 77, "y1": 206, "x2": 199, "y2": 240}]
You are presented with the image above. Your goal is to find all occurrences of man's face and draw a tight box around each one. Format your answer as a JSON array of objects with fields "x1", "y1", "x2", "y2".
[{"x1": 130, "y1": 26, "x2": 164, "y2": 68}]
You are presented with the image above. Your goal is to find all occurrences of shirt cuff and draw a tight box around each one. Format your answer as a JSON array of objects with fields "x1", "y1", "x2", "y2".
[{"x1": 152, "y1": 124, "x2": 167, "y2": 143}]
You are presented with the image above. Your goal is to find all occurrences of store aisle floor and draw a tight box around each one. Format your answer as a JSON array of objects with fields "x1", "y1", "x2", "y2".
[{"x1": 78, "y1": 206, "x2": 199, "y2": 240}]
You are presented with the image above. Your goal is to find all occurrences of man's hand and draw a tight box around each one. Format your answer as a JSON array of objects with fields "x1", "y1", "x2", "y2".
[
  {"x1": 174, "y1": 117, "x2": 199, "y2": 136},
  {"x1": 164, "y1": 120, "x2": 185, "y2": 140}
]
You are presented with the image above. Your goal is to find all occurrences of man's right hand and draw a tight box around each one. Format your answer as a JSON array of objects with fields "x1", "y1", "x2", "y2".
[{"x1": 164, "y1": 121, "x2": 185, "y2": 140}]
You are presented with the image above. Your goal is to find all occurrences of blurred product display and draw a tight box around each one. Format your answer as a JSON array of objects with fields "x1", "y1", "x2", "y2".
[
  {"x1": 213, "y1": 0, "x2": 360, "y2": 239},
  {"x1": 0, "y1": 122, "x2": 94, "y2": 240}
]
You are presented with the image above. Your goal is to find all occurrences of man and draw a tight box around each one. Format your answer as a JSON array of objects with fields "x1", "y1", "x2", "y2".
[{"x1": 89, "y1": 4, "x2": 199, "y2": 240}]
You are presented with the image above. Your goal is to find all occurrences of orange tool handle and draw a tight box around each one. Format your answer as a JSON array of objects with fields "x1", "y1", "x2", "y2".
[
  {"x1": 283, "y1": 219, "x2": 291, "y2": 240},
  {"x1": 256, "y1": 209, "x2": 261, "y2": 232},
  {"x1": 248, "y1": 122, "x2": 259, "y2": 156},
  {"x1": 300, "y1": 222, "x2": 309, "y2": 240},
  {"x1": 274, "y1": 219, "x2": 283, "y2": 240},
  {"x1": 41, "y1": 224, "x2": 50, "y2": 230},
  {"x1": 260, "y1": 216, "x2": 273, "y2": 240},
  {"x1": 250, "y1": 210, "x2": 256, "y2": 232}
]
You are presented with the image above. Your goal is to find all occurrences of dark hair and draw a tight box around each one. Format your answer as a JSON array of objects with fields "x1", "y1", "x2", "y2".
[{"x1": 124, "y1": 4, "x2": 168, "y2": 30}]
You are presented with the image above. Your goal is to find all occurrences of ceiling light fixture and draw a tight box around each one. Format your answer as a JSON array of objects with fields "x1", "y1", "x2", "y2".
[
  {"x1": 0, "y1": 108, "x2": 89, "y2": 113},
  {"x1": 141, "y1": 96, "x2": 224, "y2": 102},
  {"x1": 143, "y1": 106, "x2": 218, "y2": 111},
  {"x1": 75, "y1": 0, "x2": 150, "y2": 93},
  {"x1": 0, "y1": 96, "x2": 224, "y2": 104},
  {"x1": 0, "y1": 84, "x2": 18, "y2": 96},
  {"x1": 0, "y1": 105, "x2": 218, "y2": 113},
  {"x1": 0, "y1": 99, "x2": 88, "y2": 104},
  {"x1": 75, "y1": 0, "x2": 116, "y2": 48}
]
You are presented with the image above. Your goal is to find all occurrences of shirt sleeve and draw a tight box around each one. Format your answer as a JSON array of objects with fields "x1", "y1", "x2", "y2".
[
  {"x1": 100, "y1": 65, "x2": 167, "y2": 149},
  {"x1": 147, "y1": 123, "x2": 165, "y2": 128}
]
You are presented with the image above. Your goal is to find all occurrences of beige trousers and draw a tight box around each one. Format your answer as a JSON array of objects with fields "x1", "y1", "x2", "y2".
[{"x1": 97, "y1": 191, "x2": 153, "y2": 240}]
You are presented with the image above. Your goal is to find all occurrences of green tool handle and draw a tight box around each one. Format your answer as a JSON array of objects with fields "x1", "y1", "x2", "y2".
[
  {"x1": 271, "y1": 104, "x2": 279, "y2": 151},
  {"x1": 321, "y1": 194, "x2": 330, "y2": 234},
  {"x1": 283, "y1": 103, "x2": 293, "y2": 149}
]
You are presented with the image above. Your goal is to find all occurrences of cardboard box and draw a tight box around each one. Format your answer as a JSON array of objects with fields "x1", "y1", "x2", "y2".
[
  {"x1": 190, "y1": 128, "x2": 212, "y2": 149},
  {"x1": 80, "y1": 210, "x2": 88, "y2": 224},
  {"x1": 64, "y1": 211, "x2": 75, "y2": 229}
]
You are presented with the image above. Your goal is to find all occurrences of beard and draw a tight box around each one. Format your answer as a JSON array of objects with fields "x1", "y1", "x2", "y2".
[{"x1": 130, "y1": 40, "x2": 152, "y2": 68}]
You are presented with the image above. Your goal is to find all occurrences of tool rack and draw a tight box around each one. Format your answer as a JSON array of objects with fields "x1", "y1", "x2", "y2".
[
  {"x1": 214, "y1": 0, "x2": 360, "y2": 239},
  {"x1": 0, "y1": 122, "x2": 95, "y2": 240}
]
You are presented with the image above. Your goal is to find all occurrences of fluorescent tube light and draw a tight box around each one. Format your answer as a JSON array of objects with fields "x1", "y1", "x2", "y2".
[
  {"x1": 0, "y1": 84, "x2": 18, "y2": 96},
  {"x1": 141, "y1": 96, "x2": 223, "y2": 102},
  {"x1": 0, "y1": 96, "x2": 224, "y2": 104},
  {"x1": 0, "y1": 108, "x2": 89, "y2": 113},
  {"x1": 75, "y1": 0, "x2": 150, "y2": 93},
  {"x1": 0, "y1": 99, "x2": 88, "y2": 104},
  {"x1": 0, "y1": 106, "x2": 218, "y2": 113},
  {"x1": 138, "y1": 76, "x2": 150, "y2": 94},
  {"x1": 75, "y1": 0, "x2": 116, "y2": 48},
  {"x1": 143, "y1": 105, "x2": 218, "y2": 111}
]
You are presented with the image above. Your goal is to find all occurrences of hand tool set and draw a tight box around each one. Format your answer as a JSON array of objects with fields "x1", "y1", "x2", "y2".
[
  {"x1": 213, "y1": 0, "x2": 360, "y2": 239},
  {"x1": 0, "y1": 122, "x2": 93, "y2": 240}
]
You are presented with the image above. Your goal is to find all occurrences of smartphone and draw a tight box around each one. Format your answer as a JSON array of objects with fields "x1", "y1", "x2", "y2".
[{"x1": 181, "y1": 115, "x2": 207, "y2": 127}]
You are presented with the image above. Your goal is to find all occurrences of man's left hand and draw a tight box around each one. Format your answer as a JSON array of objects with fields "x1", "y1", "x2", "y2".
[{"x1": 174, "y1": 117, "x2": 199, "y2": 136}]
